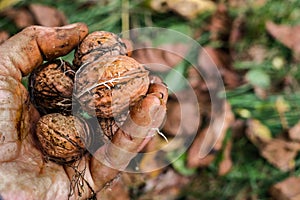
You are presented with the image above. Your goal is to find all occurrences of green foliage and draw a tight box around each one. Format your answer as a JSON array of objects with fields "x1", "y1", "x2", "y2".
[
  {"x1": 2, "y1": 0, "x2": 300, "y2": 199},
  {"x1": 246, "y1": 69, "x2": 271, "y2": 89},
  {"x1": 163, "y1": 61, "x2": 189, "y2": 93},
  {"x1": 167, "y1": 152, "x2": 197, "y2": 177},
  {"x1": 227, "y1": 86, "x2": 300, "y2": 135},
  {"x1": 179, "y1": 137, "x2": 300, "y2": 200}
]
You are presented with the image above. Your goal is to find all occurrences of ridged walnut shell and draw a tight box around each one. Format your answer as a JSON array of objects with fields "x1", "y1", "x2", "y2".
[
  {"x1": 36, "y1": 113, "x2": 91, "y2": 164},
  {"x1": 73, "y1": 31, "x2": 127, "y2": 68},
  {"x1": 74, "y1": 55, "x2": 149, "y2": 118},
  {"x1": 29, "y1": 60, "x2": 75, "y2": 115}
]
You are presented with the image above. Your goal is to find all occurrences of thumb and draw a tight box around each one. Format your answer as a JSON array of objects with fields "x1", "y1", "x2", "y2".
[
  {"x1": 0, "y1": 23, "x2": 88, "y2": 81},
  {"x1": 0, "y1": 23, "x2": 88, "y2": 162}
]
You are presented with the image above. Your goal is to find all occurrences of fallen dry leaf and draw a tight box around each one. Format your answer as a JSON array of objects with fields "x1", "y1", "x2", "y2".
[
  {"x1": 148, "y1": 0, "x2": 169, "y2": 13},
  {"x1": 209, "y1": 3, "x2": 231, "y2": 42},
  {"x1": 187, "y1": 67, "x2": 213, "y2": 117},
  {"x1": 246, "y1": 119, "x2": 273, "y2": 148},
  {"x1": 97, "y1": 175, "x2": 130, "y2": 200},
  {"x1": 162, "y1": 89, "x2": 201, "y2": 136},
  {"x1": 132, "y1": 43, "x2": 189, "y2": 72},
  {"x1": 29, "y1": 4, "x2": 67, "y2": 27},
  {"x1": 246, "y1": 119, "x2": 300, "y2": 171},
  {"x1": 260, "y1": 138, "x2": 300, "y2": 171},
  {"x1": 247, "y1": 45, "x2": 268, "y2": 64},
  {"x1": 166, "y1": 0, "x2": 216, "y2": 20},
  {"x1": 228, "y1": 0, "x2": 266, "y2": 9},
  {"x1": 266, "y1": 21, "x2": 300, "y2": 59},
  {"x1": 1, "y1": 3, "x2": 67, "y2": 29},
  {"x1": 0, "y1": 30, "x2": 9, "y2": 44},
  {"x1": 148, "y1": 0, "x2": 216, "y2": 19},
  {"x1": 198, "y1": 46, "x2": 242, "y2": 89},
  {"x1": 1, "y1": 8, "x2": 34, "y2": 29},
  {"x1": 187, "y1": 101, "x2": 234, "y2": 168},
  {"x1": 270, "y1": 176, "x2": 300, "y2": 200},
  {"x1": 139, "y1": 135, "x2": 168, "y2": 178},
  {"x1": 138, "y1": 168, "x2": 189, "y2": 200},
  {"x1": 187, "y1": 127, "x2": 216, "y2": 168},
  {"x1": 231, "y1": 119, "x2": 247, "y2": 139},
  {"x1": 218, "y1": 139, "x2": 233, "y2": 176},
  {"x1": 288, "y1": 120, "x2": 300, "y2": 142},
  {"x1": 229, "y1": 15, "x2": 246, "y2": 57}
]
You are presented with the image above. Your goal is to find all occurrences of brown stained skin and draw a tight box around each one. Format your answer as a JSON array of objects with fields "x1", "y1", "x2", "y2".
[
  {"x1": 90, "y1": 82, "x2": 168, "y2": 192},
  {"x1": 0, "y1": 23, "x2": 89, "y2": 200},
  {"x1": 0, "y1": 23, "x2": 168, "y2": 200}
]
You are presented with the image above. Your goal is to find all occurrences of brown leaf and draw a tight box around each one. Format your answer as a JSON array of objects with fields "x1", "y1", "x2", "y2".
[
  {"x1": 261, "y1": 139, "x2": 300, "y2": 171},
  {"x1": 247, "y1": 119, "x2": 300, "y2": 171},
  {"x1": 97, "y1": 175, "x2": 130, "y2": 200},
  {"x1": 218, "y1": 139, "x2": 233, "y2": 176},
  {"x1": 209, "y1": 3, "x2": 232, "y2": 42},
  {"x1": 187, "y1": 101, "x2": 234, "y2": 168},
  {"x1": 1, "y1": 4, "x2": 67, "y2": 29},
  {"x1": 138, "y1": 168, "x2": 189, "y2": 200},
  {"x1": 266, "y1": 21, "x2": 300, "y2": 59},
  {"x1": 149, "y1": 0, "x2": 216, "y2": 19},
  {"x1": 229, "y1": 15, "x2": 245, "y2": 51},
  {"x1": 187, "y1": 67, "x2": 213, "y2": 116},
  {"x1": 166, "y1": 0, "x2": 216, "y2": 20},
  {"x1": 132, "y1": 43, "x2": 189, "y2": 72},
  {"x1": 139, "y1": 135, "x2": 167, "y2": 178},
  {"x1": 0, "y1": 30, "x2": 9, "y2": 44},
  {"x1": 246, "y1": 119, "x2": 272, "y2": 148},
  {"x1": 270, "y1": 176, "x2": 300, "y2": 200},
  {"x1": 1, "y1": 8, "x2": 34, "y2": 29},
  {"x1": 148, "y1": 0, "x2": 169, "y2": 13},
  {"x1": 228, "y1": 0, "x2": 266, "y2": 9},
  {"x1": 198, "y1": 46, "x2": 242, "y2": 89},
  {"x1": 187, "y1": 127, "x2": 216, "y2": 168},
  {"x1": 29, "y1": 4, "x2": 67, "y2": 27},
  {"x1": 289, "y1": 120, "x2": 300, "y2": 142},
  {"x1": 162, "y1": 89, "x2": 201, "y2": 136}
]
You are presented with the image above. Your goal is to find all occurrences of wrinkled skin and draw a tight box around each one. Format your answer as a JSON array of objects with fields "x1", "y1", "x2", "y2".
[{"x1": 0, "y1": 23, "x2": 167, "y2": 200}]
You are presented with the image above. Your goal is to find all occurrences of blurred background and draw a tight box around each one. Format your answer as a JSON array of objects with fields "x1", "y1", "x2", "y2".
[{"x1": 1, "y1": 0, "x2": 300, "y2": 199}]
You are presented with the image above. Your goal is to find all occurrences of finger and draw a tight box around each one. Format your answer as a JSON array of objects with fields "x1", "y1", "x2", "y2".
[
  {"x1": 0, "y1": 23, "x2": 88, "y2": 80},
  {"x1": 0, "y1": 23, "x2": 88, "y2": 162},
  {"x1": 90, "y1": 82, "x2": 168, "y2": 192}
]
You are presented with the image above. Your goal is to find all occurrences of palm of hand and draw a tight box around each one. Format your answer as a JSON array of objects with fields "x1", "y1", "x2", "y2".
[{"x1": 0, "y1": 23, "x2": 167, "y2": 200}]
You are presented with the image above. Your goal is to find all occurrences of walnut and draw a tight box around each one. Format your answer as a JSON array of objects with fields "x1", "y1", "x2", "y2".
[
  {"x1": 29, "y1": 59, "x2": 75, "y2": 115},
  {"x1": 35, "y1": 113, "x2": 91, "y2": 164},
  {"x1": 73, "y1": 31, "x2": 127, "y2": 68},
  {"x1": 74, "y1": 55, "x2": 149, "y2": 118}
]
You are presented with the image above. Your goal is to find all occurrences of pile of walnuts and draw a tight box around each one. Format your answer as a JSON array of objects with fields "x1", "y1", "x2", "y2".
[{"x1": 29, "y1": 31, "x2": 150, "y2": 164}]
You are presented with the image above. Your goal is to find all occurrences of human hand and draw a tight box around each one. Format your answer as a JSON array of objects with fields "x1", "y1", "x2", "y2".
[{"x1": 0, "y1": 23, "x2": 167, "y2": 200}]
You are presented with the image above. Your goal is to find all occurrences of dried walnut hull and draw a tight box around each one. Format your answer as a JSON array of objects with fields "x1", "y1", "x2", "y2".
[
  {"x1": 29, "y1": 59, "x2": 75, "y2": 115},
  {"x1": 74, "y1": 55, "x2": 150, "y2": 118},
  {"x1": 36, "y1": 113, "x2": 91, "y2": 165}
]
